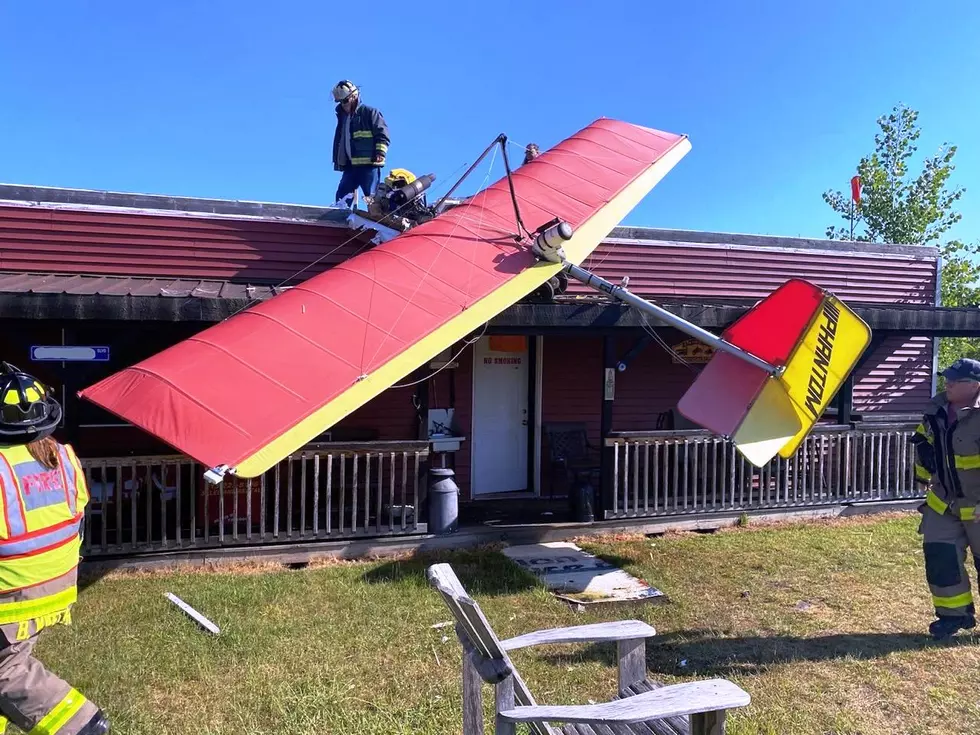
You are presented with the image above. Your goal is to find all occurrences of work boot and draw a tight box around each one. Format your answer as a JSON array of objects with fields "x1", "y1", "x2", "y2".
[
  {"x1": 929, "y1": 614, "x2": 976, "y2": 641},
  {"x1": 77, "y1": 710, "x2": 110, "y2": 735}
]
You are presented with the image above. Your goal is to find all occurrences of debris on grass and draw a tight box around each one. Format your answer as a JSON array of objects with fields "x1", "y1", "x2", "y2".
[{"x1": 165, "y1": 592, "x2": 221, "y2": 635}]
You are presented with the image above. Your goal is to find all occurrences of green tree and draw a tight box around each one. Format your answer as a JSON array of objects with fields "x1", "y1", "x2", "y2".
[
  {"x1": 822, "y1": 103, "x2": 977, "y2": 373},
  {"x1": 823, "y1": 103, "x2": 964, "y2": 245}
]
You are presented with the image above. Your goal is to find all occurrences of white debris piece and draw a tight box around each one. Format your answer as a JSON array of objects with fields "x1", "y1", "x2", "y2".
[{"x1": 165, "y1": 592, "x2": 220, "y2": 635}]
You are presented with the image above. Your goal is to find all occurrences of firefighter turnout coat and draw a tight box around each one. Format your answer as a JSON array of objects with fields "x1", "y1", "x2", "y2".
[{"x1": 913, "y1": 392, "x2": 980, "y2": 618}]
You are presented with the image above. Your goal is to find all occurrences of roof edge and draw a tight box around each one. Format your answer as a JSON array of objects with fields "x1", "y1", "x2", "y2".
[
  {"x1": 0, "y1": 182, "x2": 353, "y2": 227},
  {"x1": 609, "y1": 226, "x2": 940, "y2": 258},
  {"x1": 0, "y1": 183, "x2": 942, "y2": 258}
]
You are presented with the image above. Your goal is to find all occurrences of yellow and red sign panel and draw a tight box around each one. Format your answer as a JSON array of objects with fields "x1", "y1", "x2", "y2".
[{"x1": 678, "y1": 279, "x2": 871, "y2": 467}]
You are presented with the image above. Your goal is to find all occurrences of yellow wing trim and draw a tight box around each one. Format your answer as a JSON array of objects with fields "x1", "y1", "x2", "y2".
[{"x1": 234, "y1": 136, "x2": 693, "y2": 477}]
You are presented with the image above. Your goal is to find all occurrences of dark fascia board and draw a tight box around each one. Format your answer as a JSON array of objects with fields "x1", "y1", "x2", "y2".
[
  {"x1": 488, "y1": 302, "x2": 980, "y2": 336},
  {"x1": 0, "y1": 183, "x2": 351, "y2": 225},
  {"x1": 608, "y1": 225, "x2": 940, "y2": 258},
  {"x1": 6, "y1": 292, "x2": 980, "y2": 336}
]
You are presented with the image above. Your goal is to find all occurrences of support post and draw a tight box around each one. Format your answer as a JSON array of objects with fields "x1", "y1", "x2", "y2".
[
  {"x1": 835, "y1": 375, "x2": 854, "y2": 426},
  {"x1": 462, "y1": 650, "x2": 485, "y2": 735},
  {"x1": 598, "y1": 336, "x2": 616, "y2": 521}
]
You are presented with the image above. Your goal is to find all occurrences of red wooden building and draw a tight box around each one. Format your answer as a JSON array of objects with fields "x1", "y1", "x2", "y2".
[{"x1": 0, "y1": 183, "x2": 973, "y2": 555}]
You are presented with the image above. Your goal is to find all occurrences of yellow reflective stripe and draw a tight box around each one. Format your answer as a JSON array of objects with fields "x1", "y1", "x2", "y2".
[
  {"x1": 65, "y1": 445, "x2": 89, "y2": 510},
  {"x1": 0, "y1": 714, "x2": 7, "y2": 730},
  {"x1": 955, "y1": 454, "x2": 980, "y2": 470},
  {"x1": 350, "y1": 157, "x2": 375, "y2": 165},
  {"x1": 933, "y1": 592, "x2": 974, "y2": 609},
  {"x1": 0, "y1": 535, "x2": 80, "y2": 595},
  {"x1": 926, "y1": 490, "x2": 948, "y2": 515},
  {"x1": 0, "y1": 585, "x2": 76, "y2": 625},
  {"x1": 915, "y1": 464, "x2": 932, "y2": 481},
  {"x1": 29, "y1": 687, "x2": 87, "y2": 735},
  {"x1": 351, "y1": 130, "x2": 373, "y2": 138},
  {"x1": 375, "y1": 143, "x2": 388, "y2": 152},
  {"x1": 961, "y1": 506, "x2": 976, "y2": 521}
]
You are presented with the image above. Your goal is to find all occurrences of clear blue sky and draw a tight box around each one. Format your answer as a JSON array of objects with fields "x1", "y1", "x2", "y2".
[{"x1": 2, "y1": 1, "x2": 978, "y2": 245}]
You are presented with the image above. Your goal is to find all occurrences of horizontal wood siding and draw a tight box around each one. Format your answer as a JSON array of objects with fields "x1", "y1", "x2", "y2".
[
  {"x1": 332, "y1": 386, "x2": 420, "y2": 442},
  {"x1": 538, "y1": 337, "x2": 603, "y2": 498},
  {"x1": 0, "y1": 204, "x2": 372, "y2": 283},
  {"x1": 2, "y1": 205, "x2": 938, "y2": 305},
  {"x1": 610, "y1": 331, "x2": 698, "y2": 431},
  {"x1": 578, "y1": 241, "x2": 938, "y2": 304},
  {"x1": 853, "y1": 335, "x2": 934, "y2": 414}
]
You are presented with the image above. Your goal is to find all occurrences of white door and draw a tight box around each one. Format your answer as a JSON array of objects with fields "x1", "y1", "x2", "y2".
[{"x1": 472, "y1": 336, "x2": 529, "y2": 495}]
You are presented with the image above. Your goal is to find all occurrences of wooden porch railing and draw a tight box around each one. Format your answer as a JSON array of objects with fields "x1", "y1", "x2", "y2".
[
  {"x1": 79, "y1": 441, "x2": 430, "y2": 556},
  {"x1": 604, "y1": 423, "x2": 921, "y2": 519}
]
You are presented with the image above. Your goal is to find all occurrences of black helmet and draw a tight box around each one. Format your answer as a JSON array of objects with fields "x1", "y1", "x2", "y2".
[{"x1": 0, "y1": 362, "x2": 62, "y2": 442}]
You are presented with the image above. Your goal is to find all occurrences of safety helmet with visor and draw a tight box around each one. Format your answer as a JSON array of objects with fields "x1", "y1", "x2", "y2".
[
  {"x1": 0, "y1": 362, "x2": 62, "y2": 444},
  {"x1": 332, "y1": 80, "x2": 359, "y2": 104}
]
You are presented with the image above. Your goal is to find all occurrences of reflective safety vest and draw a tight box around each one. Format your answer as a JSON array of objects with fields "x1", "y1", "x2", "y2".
[
  {"x1": 0, "y1": 442, "x2": 88, "y2": 628},
  {"x1": 916, "y1": 392, "x2": 980, "y2": 516}
]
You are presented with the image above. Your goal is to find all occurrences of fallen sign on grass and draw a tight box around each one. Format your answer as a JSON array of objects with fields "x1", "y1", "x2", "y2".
[
  {"x1": 502, "y1": 542, "x2": 667, "y2": 607},
  {"x1": 165, "y1": 592, "x2": 221, "y2": 635}
]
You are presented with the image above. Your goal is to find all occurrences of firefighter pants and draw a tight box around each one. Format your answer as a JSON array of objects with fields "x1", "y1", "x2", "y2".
[
  {"x1": 919, "y1": 504, "x2": 980, "y2": 618},
  {"x1": 0, "y1": 620, "x2": 99, "y2": 734},
  {"x1": 335, "y1": 165, "x2": 381, "y2": 203}
]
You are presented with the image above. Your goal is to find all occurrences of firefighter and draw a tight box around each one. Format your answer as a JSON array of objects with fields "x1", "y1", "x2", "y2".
[
  {"x1": 911, "y1": 357, "x2": 980, "y2": 640},
  {"x1": 331, "y1": 80, "x2": 390, "y2": 205},
  {"x1": 0, "y1": 363, "x2": 108, "y2": 734}
]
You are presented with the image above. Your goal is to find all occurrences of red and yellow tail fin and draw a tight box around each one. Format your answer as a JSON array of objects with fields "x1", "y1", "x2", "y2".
[{"x1": 677, "y1": 279, "x2": 871, "y2": 467}]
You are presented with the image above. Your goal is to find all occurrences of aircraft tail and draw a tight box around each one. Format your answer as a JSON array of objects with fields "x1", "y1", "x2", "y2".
[{"x1": 677, "y1": 279, "x2": 871, "y2": 467}]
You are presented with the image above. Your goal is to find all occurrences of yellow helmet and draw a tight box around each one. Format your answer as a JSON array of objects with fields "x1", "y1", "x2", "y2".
[{"x1": 385, "y1": 168, "x2": 416, "y2": 188}]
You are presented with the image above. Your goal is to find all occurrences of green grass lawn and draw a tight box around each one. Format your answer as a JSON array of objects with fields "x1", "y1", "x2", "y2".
[{"x1": 29, "y1": 512, "x2": 980, "y2": 734}]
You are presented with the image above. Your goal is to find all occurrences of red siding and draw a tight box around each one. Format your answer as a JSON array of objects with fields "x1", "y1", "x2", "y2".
[
  {"x1": 853, "y1": 335, "x2": 933, "y2": 414},
  {"x1": 579, "y1": 240, "x2": 937, "y2": 304},
  {"x1": 449, "y1": 346, "x2": 474, "y2": 498},
  {"x1": 1, "y1": 204, "x2": 939, "y2": 305},
  {"x1": 611, "y1": 333, "x2": 698, "y2": 430},
  {"x1": 538, "y1": 337, "x2": 603, "y2": 498},
  {"x1": 333, "y1": 386, "x2": 420, "y2": 441},
  {"x1": 0, "y1": 204, "x2": 373, "y2": 283}
]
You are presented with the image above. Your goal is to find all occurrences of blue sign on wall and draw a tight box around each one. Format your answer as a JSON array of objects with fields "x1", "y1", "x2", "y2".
[{"x1": 30, "y1": 346, "x2": 110, "y2": 362}]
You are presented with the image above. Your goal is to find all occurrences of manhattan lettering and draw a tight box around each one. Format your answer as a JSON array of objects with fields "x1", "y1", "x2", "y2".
[{"x1": 803, "y1": 301, "x2": 841, "y2": 419}]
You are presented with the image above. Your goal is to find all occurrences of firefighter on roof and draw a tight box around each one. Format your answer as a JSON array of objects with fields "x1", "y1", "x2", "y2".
[
  {"x1": 331, "y1": 80, "x2": 390, "y2": 206},
  {"x1": 0, "y1": 363, "x2": 108, "y2": 734},
  {"x1": 911, "y1": 357, "x2": 980, "y2": 640}
]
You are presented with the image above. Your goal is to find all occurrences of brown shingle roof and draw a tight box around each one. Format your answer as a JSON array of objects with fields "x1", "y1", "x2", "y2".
[{"x1": 0, "y1": 272, "x2": 287, "y2": 300}]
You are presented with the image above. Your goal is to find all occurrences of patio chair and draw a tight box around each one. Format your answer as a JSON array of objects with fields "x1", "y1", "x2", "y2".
[
  {"x1": 427, "y1": 563, "x2": 750, "y2": 735},
  {"x1": 543, "y1": 422, "x2": 601, "y2": 496}
]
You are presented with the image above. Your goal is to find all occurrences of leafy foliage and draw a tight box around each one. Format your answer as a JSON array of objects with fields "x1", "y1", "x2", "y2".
[
  {"x1": 823, "y1": 103, "x2": 977, "y2": 374},
  {"x1": 823, "y1": 104, "x2": 964, "y2": 245}
]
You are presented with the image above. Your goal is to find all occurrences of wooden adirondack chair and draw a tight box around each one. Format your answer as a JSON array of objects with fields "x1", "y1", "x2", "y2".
[{"x1": 427, "y1": 563, "x2": 750, "y2": 735}]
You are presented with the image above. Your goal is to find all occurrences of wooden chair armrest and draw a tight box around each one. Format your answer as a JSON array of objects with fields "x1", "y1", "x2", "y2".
[
  {"x1": 497, "y1": 679, "x2": 750, "y2": 725},
  {"x1": 500, "y1": 620, "x2": 656, "y2": 651}
]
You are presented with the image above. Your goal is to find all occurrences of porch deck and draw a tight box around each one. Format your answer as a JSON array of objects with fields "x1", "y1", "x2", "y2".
[
  {"x1": 79, "y1": 440, "x2": 431, "y2": 557},
  {"x1": 77, "y1": 422, "x2": 924, "y2": 561}
]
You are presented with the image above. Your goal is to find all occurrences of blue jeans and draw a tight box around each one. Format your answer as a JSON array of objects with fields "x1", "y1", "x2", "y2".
[{"x1": 336, "y1": 166, "x2": 381, "y2": 203}]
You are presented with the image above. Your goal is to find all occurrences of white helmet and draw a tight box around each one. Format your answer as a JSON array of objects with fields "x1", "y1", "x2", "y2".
[{"x1": 332, "y1": 80, "x2": 358, "y2": 103}]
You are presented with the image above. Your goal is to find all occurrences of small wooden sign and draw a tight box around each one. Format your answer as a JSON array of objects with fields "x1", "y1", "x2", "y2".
[{"x1": 671, "y1": 338, "x2": 714, "y2": 364}]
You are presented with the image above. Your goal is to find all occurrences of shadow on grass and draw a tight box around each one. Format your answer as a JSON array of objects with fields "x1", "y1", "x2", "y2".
[
  {"x1": 360, "y1": 546, "x2": 544, "y2": 597},
  {"x1": 537, "y1": 628, "x2": 972, "y2": 677}
]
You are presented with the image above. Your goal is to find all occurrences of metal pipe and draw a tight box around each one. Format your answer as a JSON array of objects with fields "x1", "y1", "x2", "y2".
[
  {"x1": 432, "y1": 134, "x2": 506, "y2": 215},
  {"x1": 563, "y1": 263, "x2": 780, "y2": 375}
]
